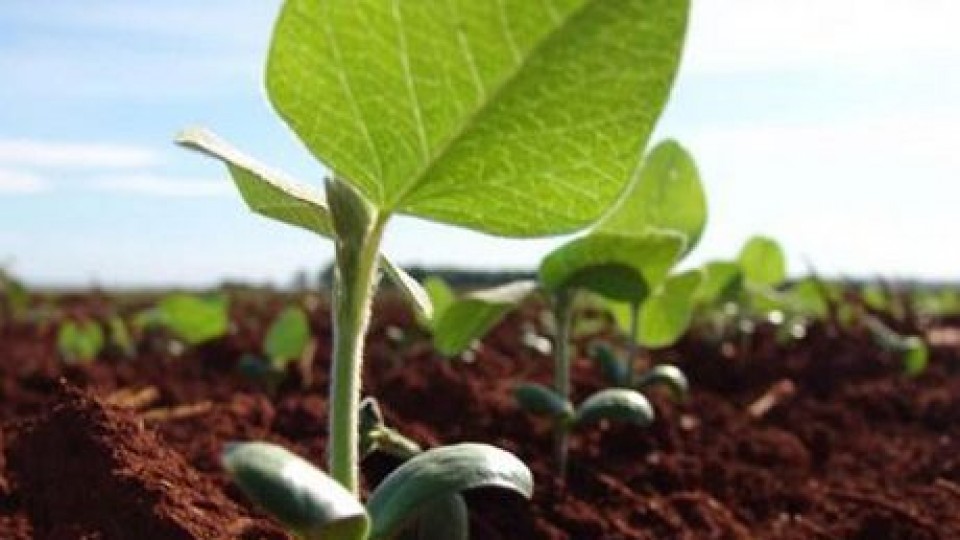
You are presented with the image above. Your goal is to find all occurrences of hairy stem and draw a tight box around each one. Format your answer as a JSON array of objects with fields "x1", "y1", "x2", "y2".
[
  {"x1": 626, "y1": 300, "x2": 640, "y2": 385},
  {"x1": 552, "y1": 289, "x2": 574, "y2": 480},
  {"x1": 327, "y1": 178, "x2": 387, "y2": 495}
]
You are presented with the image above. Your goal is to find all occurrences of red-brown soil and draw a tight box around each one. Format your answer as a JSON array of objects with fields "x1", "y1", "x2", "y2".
[{"x1": 1, "y1": 294, "x2": 959, "y2": 539}]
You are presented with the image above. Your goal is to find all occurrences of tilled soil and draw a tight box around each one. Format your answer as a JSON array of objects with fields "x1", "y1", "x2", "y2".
[{"x1": 1, "y1": 295, "x2": 959, "y2": 539}]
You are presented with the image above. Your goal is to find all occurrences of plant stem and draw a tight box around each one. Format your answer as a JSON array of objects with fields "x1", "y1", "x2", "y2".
[
  {"x1": 552, "y1": 289, "x2": 574, "y2": 481},
  {"x1": 327, "y1": 178, "x2": 387, "y2": 495},
  {"x1": 626, "y1": 300, "x2": 640, "y2": 385}
]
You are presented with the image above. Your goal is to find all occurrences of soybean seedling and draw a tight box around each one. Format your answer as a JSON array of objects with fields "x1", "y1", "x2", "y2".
[
  {"x1": 0, "y1": 267, "x2": 28, "y2": 327},
  {"x1": 239, "y1": 305, "x2": 313, "y2": 390},
  {"x1": 135, "y1": 293, "x2": 230, "y2": 350},
  {"x1": 179, "y1": 1, "x2": 690, "y2": 536},
  {"x1": 57, "y1": 318, "x2": 105, "y2": 364},
  {"x1": 516, "y1": 140, "x2": 707, "y2": 479},
  {"x1": 863, "y1": 315, "x2": 929, "y2": 377}
]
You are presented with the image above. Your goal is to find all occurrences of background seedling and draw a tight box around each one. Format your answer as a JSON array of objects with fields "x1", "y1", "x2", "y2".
[
  {"x1": 516, "y1": 140, "x2": 706, "y2": 479},
  {"x1": 179, "y1": 0, "x2": 690, "y2": 532},
  {"x1": 136, "y1": 293, "x2": 230, "y2": 348},
  {"x1": 57, "y1": 319, "x2": 105, "y2": 364},
  {"x1": 240, "y1": 305, "x2": 314, "y2": 390}
]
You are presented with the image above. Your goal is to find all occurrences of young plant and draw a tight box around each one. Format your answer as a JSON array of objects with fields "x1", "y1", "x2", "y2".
[
  {"x1": 179, "y1": 0, "x2": 690, "y2": 535},
  {"x1": 137, "y1": 293, "x2": 230, "y2": 347},
  {"x1": 240, "y1": 305, "x2": 313, "y2": 389},
  {"x1": 0, "y1": 267, "x2": 28, "y2": 326},
  {"x1": 57, "y1": 319, "x2": 105, "y2": 363},
  {"x1": 863, "y1": 315, "x2": 929, "y2": 376},
  {"x1": 517, "y1": 140, "x2": 706, "y2": 479}
]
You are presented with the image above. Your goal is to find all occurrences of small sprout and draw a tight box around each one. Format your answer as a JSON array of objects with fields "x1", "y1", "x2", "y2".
[
  {"x1": 902, "y1": 336, "x2": 929, "y2": 377},
  {"x1": 107, "y1": 314, "x2": 136, "y2": 358},
  {"x1": 737, "y1": 236, "x2": 787, "y2": 288},
  {"x1": 57, "y1": 319, "x2": 105, "y2": 363},
  {"x1": 264, "y1": 306, "x2": 311, "y2": 370},
  {"x1": 863, "y1": 316, "x2": 929, "y2": 376},
  {"x1": 141, "y1": 293, "x2": 230, "y2": 346},
  {"x1": 635, "y1": 364, "x2": 689, "y2": 402}
]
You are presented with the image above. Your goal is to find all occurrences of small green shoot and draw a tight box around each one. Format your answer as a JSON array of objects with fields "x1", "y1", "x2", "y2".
[
  {"x1": 264, "y1": 306, "x2": 311, "y2": 370},
  {"x1": 0, "y1": 268, "x2": 29, "y2": 325},
  {"x1": 864, "y1": 316, "x2": 929, "y2": 376},
  {"x1": 57, "y1": 319, "x2": 105, "y2": 363},
  {"x1": 139, "y1": 293, "x2": 230, "y2": 346}
]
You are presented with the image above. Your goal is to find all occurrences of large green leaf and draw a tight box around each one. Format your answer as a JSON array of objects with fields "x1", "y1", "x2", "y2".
[
  {"x1": 738, "y1": 236, "x2": 786, "y2": 287},
  {"x1": 597, "y1": 140, "x2": 706, "y2": 253},
  {"x1": 267, "y1": 0, "x2": 689, "y2": 237},
  {"x1": 222, "y1": 442, "x2": 369, "y2": 540},
  {"x1": 432, "y1": 280, "x2": 537, "y2": 356},
  {"x1": 178, "y1": 128, "x2": 433, "y2": 321},
  {"x1": 539, "y1": 231, "x2": 685, "y2": 303},
  {"x1": 366, "y1": 443, "x2": 533, "y2": 540}
]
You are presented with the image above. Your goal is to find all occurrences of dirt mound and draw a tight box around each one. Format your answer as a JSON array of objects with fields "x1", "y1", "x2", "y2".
[{"x1": 4, "y1": 382, "x2": 288, "y2": 540}]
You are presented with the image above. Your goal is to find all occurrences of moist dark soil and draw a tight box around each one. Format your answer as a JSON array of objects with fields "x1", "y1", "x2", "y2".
[{"x1": 1, "y1": 294, "x2": 959, "y2": 539}]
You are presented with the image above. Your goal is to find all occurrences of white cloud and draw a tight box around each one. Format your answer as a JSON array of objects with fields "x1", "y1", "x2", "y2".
[
  {"x1": 91, "y1": 174, "x2": 229, "y2": 197},
  {"x1": 0, "y1": 139, "x2": 159, "y2": 169},
  {"x1": 685, "y1": 1, "x2": 960, "y2": 75},
  {"x1": 0, "y1": 169, "x2": 48, "y2": 194}
]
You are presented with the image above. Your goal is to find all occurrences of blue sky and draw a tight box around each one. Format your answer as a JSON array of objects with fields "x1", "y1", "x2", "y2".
[{"x1": 1, "y1": 1, "x2": 958, "y2": 287}]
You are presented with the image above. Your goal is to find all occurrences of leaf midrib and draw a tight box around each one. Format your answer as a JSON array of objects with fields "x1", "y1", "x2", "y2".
[{"x1": 385, "y1": 0, "x2": 598, "y2": 212}]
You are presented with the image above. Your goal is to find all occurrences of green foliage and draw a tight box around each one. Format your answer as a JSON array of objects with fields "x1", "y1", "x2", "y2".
[
  {"x1": 596, "y1": 140, "x2": 706, "y2": 253},
  {"x1": 738, "y1": 236, "x2": 786, "y2": 287},
  {"x1": 107, "y1": 315, "x2": 136, "y2": 358},
  {"x1": 424, "y1": 278, "x2": 537, "y2": 356},
  {"x1": 0, "y1": 269, "x2": 29, "y2": 322},
  {"x1": 57, "y1": 320, "x2": 105, "y2": 363},
  {"x1": 264, "y1": 306, "x2": 311, "y2": 369},
  {"x1": 864, "y1": 316, "x2": 930, "y2": 376},
  {"x1": 539, "y1": 231, "x2": 684, "y2": 303},
  {"x1": 152, "y1": 293, "x2": 230, "y2": 345},
  {"x1": 608, "y1": 269, "x2": 702, "y2": 348},
  {"x1": 266, "y1": 0, "x2": 690, "y2": 237},
  {"x1": 694, "y1": 261, "x2": 742, "y2": 306}
]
